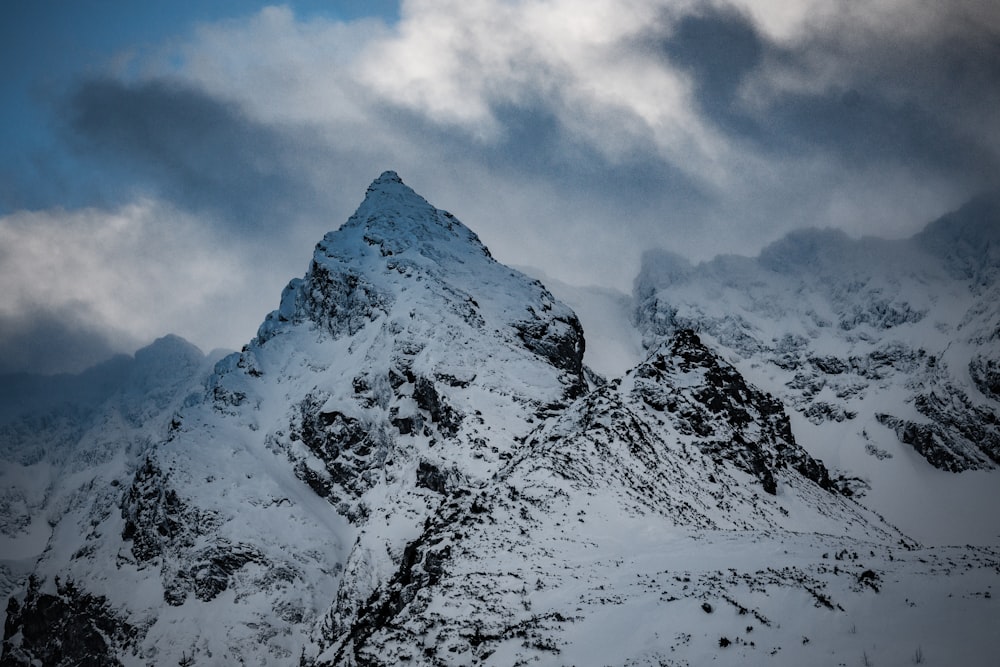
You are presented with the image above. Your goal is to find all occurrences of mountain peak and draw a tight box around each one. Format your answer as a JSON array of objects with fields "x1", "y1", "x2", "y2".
[
  {"x1": 354, "y1": 170, "x2": 436, "y2": 219},
  {"x1": 371, "y1": 169, "x2": 403, "y2": 186},
  {"x1": 363, "y1": 170, "x2": 417, "y2": 203},
  {"x1": 915, "y1": 191, "x2": 1000, "y2": 281},
  {"x1": 327, "y1": 170, "x2": 483, "y2": 263},
  {"x1": 757, "y1": 227, "x2": 854, "y2": 274},
  {"x1": 254, "y1": 172, "x2": 585, "y2": 396}
]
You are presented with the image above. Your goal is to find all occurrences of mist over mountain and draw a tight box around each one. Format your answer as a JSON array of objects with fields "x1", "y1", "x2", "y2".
[{"x1": 2, "y1": 174, "x2": 998, "y2": 666}]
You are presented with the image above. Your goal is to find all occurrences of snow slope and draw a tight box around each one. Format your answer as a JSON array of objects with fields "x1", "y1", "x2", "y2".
[
  {"x1": 630, "y1": 198, "x2": 1000, "y2": 544},
  {"x1": 319, "y1": 329, "x2": 994, "y2": 667}
]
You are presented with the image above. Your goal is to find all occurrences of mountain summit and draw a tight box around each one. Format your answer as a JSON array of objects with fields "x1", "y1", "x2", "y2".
[{"x1": 2, "y1": 176, "x2": 999, "y2": 667}]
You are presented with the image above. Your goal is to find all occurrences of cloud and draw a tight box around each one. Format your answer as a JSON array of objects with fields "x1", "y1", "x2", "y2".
[
  {"x1": 5, "y1": 0, "x2": 1000, "y2": 372},
  {"x1": 654, "y1": 4, "x2": 764, "y2": 135},
  {"x1": 0, "y1": 201, "x2": 271, "y2": 373},
  {"x1": 358, "y1": 1, "x2": 730, "y2": 179},
  {"x1": 0, "y1": 303, "x2": 129, "y2": 376},
  {"x1": 64, "y1": 77, "x2": 323, "y2": 230},
  {"x1": 737, "y1": 1, "x2": 1000, "y2": 177},
  {"x1": 40, "y1": 2, "x2": 1000, "y2": 223}
]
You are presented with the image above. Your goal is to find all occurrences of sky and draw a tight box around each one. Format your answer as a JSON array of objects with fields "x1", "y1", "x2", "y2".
[{"x1": 1, "y1": 0, "x2": 999, "y2": 375}]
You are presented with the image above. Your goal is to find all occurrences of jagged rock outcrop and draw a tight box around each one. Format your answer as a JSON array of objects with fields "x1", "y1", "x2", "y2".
[
  {"x1": 1, "y1": 577, "x2": 137, "y2": 667},
  {"x1": 631, "y1": 330, "x2": 834, "y2": 494},
  {"x1": 319, "y1": 328, "x2": 907, "y2": 666}
]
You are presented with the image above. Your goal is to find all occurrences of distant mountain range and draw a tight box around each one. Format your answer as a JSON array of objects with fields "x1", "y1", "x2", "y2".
[{"x1": 2, "y1": 173, "x2": 998, "y2": 666}]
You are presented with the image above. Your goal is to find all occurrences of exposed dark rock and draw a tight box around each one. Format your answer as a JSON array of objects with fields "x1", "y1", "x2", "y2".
[
  {"x1": 295, "y1": 460, "x2": 334, "y2": 499},
  {"x1": 387, "y1": 368, "x2": 409, "y2": 390},
  {"x1": 258, "y1": 264, "x2": 393, "y2": 344},
  {"x1": 416, "y1": 460, "x2": 448, "y2": 494},
  {"x1": 831, "y1": 474, "x2": 870, "y2": 498},
  {"x1": 913, "y1": 390, "x2": 1000, "y2": 465},
  {"x1": 290, "y1": 393, "x2": 390, "y2": 507},
  {"x1": 837, "y1": 299, "x2": 925, "y2": 331},
  {"x1": 190, "y1": 543, "x2": 266, "y2": 602},
  {"x1": 786, "y1": 372, "x2": 826, "y2": 399},
  {"x1": 849, "y1": 344, "x2": 925, "y2": 380},
  {"x1": 120, "y1": 458, "x2": 214, "y2": 566},
  {"x1": 118, "y1": 459, "x2": 266, "y2": 607},
  {"x1": 307, "y1": 265, "x2": 393, "y2": 339},
  {"x1": 211, "y1": 383, "x2": 247, "y2": 409},
  {"x1": 1, "y1": 577, "x2": 137, "y2": 667},
  {"x1": 390, "y1": 413, "x2": 422, "y2": 436},
  {"x1": 857, "y1": 569, "x2": 881, "y2": 592},
  {"x1": 809, "y1": 356, "x2": 849, "y2": 375},
  {"x1": 969, "y1": 355, "x2": 1000, "y2": 401},
  {"x1": 434, "y1": 372, "x2": 475, "y2": 388},
  {"x1": 802, "y1": 401, "x2": 857, "y2": 424},
  {"x1": 876, "y1": 401, "x2": 1000, "y2": 472},
  {"x1": 413, "y1": 377, "x2": 462, "y2": 437},
  {"x1": 633, "y1": 330, "x2": 835, "y2": 495},
  {"x1": 513, "y1": 309, "x2": 586, "y2": 393}
]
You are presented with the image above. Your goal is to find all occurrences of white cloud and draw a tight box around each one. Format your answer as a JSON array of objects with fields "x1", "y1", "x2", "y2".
[
  {"x1": 0, "y1": 200, "x2": 260, "y2": 358},
  {"x1": 361, "y1": 0, "x2": 740, "y2": 183},
  {"x1": 136, "y1": 1, "x2": 736, "y2": 187}
]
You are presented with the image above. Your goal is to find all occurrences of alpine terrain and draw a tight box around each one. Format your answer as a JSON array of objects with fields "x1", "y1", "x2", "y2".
[{"x1": 2, "y1": 173, "x2": 998, "y2": 666}]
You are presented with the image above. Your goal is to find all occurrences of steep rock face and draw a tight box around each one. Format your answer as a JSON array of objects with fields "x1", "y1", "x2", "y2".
[
  {"x1": 875, "y1": 385, "x2": 1000, "y2": 473},
  {"x1": 2, "y1": 172, "x2": 587, "y2": 666},
  {"x1": 630, "y1": 330, "x2": 833, "y2": 495},
  {"x1": 1, "y1": 577, "x2": 138, "y2": 667},
  {"x1": 970, "y1": 355, "x2": 1000, "y2": 401}
]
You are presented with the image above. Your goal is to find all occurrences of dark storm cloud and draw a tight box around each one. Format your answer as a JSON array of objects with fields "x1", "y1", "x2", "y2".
[
  {"x1": 764, "y1": 29, "x2": 1000, "y2": 186},
  {"x1": 65, "y1": 78, "x2": 321, "y2": 230},
  {"x1": 764, "y1": 88, "x2": 991, "y2": 173},
  {"x1": 374, "y1": 74, "x2": 712, "y2": 234},
  {"x1": 482, "y1": 102, "x2": 708, "y2": 218},
  {"x1": 651, "y1": 3, "x2": 1000, "y2": 192},
  {"x1": 0, "y1": 304, "x2": 134, "y2": 376},
  {"x1": 656, "y1": 4, "x2": 764, "y2": 139}
]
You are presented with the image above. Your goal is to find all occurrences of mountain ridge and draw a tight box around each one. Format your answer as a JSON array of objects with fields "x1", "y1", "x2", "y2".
[{"x1": 2, "y1": 175, "x2": 998, "y2": 666}]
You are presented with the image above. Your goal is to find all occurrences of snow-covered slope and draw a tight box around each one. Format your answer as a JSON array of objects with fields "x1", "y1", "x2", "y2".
[
  {"x1": 633, "y1": 195, "x2": 1000, "y2": 544},
  {"x1": 0, "y1": 335, "x2": 212, "y2": 633},
  {"x1": 315, "y1": 329, "x2": 994, "y2": 667},
  {"x1": 2, "y1": 176, "x2": 998, "y2": 666}
]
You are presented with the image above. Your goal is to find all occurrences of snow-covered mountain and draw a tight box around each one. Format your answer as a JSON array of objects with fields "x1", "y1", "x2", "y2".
[
  {"x1": 2, "y1": 175, "x2": 998, "y2": 666},
  {"x1": 630, "y1": 193, "x2": 1000, "y2": 545}
]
